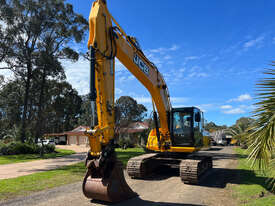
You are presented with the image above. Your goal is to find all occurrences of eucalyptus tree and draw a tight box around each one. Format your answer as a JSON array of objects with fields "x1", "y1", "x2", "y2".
[
  {"x1": 0, "y1": 78, "x2": 25, "y2": 137},
  {"x1": 42, "y1": 80, "x2": 82, "y2": 134},
  {"x1": 115, "y1": 96, "x2": 147, "y2": 128},
  {"x1": 248, "y1": 66, "x2": 275, "y2": 191},
  {"x1": 78, "y1": 94, "x2": 93, "y2": 127},
  {"x1": 0, "y1": 0, "x2": 88, "y2": 142}
]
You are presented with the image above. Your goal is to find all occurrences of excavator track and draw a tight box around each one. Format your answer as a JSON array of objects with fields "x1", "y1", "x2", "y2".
[
  {"x1": 180, "y1": 156, "x2": 212, "y2": 184},
  {"x1": 127, "y1": 153, "x2": 159, "y2": 178},
  {"x1": 127, "y1": 153, "x2": 213, "y2": 184}
]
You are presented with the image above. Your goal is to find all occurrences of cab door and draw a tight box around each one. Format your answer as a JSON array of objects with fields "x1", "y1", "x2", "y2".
[
  {"x1": 193, "y1": 109, "x2": 203, "y2": 147},
  {"x1": 172, "y1": 111, "x2": 194, "y2": 146}
]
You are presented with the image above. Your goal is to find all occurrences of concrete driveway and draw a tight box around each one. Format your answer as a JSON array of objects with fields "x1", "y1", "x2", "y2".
[{"x1": 0, "y1": 148, "x2": 87, "y2": 179}]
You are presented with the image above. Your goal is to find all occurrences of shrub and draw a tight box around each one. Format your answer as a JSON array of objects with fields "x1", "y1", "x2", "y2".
[
  {"x1": 43, "y1": 144, "x2": 55, "y2": 153},
  {"x1": 0, "y1": 141, "x2": 55, "y2": 155},
  {"x1": 118, "y1": 136, "x2": 134, "y2": 149}
]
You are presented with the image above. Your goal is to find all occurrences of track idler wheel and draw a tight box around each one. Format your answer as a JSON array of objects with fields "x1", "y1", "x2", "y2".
[{"x1": 82, "y1": 159, "x2": 137, "y2": 203}]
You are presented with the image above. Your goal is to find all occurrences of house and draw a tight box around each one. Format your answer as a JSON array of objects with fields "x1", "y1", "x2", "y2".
[
  {"x1": 119, "y1": 122, "x2": 149, "y2": 134},
  {"x1": 44, "y1": 126, "x2": 90, "y2": 146},
  {"x1": 45, "y1": 122, "x2": 150, "y2": 146},
  {"x1": 66, "y1": 126, "x2": 90, "y2": 145},
  {"x1": 118, "y1": 122, "x2": 150, "y2": 146}
]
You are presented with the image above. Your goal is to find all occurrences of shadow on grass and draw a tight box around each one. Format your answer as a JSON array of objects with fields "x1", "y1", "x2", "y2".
[
  {"x1": 198, "y1": 151, "x2": 247, "y2": 161},
  {"x1": 199, "y1": 168, "x2": 270, "y2": 190}
]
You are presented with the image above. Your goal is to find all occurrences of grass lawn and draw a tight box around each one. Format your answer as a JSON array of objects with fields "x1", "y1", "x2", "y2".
[
  {"x1": 233, "y1": 148, "x2": 275, "y2": 206},
  {"x1": 0, "y1": 147, "x2": 145, "y2": 200},
  {"x1": 0, "y1": 149, "x2": 75, "y2": 165},
  {"x1": 115, "y1": 147, "x2": 145, "y2": 167}
]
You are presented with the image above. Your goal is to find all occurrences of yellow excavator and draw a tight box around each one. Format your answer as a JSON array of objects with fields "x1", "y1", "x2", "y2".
[{"x1": 82, "y1": 0, "x2": 212, "y2": 203}]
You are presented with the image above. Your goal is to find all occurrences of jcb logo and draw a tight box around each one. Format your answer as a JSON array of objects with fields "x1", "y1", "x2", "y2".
[{"x1": 133, "y1": 54, "x2": 149, "y2": 76}]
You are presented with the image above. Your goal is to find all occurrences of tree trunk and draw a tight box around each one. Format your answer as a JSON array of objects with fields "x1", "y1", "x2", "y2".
[
  {"x1": 20, "y1": 62, "x2": 32, "y2": 143},
  {"x1": 35, "y1": 66, "x2": 46, "y2": 143}
]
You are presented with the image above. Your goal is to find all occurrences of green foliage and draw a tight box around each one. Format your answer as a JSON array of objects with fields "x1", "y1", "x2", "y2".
[
  {"x1": 205, "y1": 121, "x2": 227, "y2": 132},
  {"x1": 117, "y1": 136, "x2": 134, "y2": 149},
  {"x1": 78, "y1": 94, "x2": 93, "y2": 126},
  {"x1": 226, "y1": 117, "x2": 255, "y2": 148},
  {"x1": 0, "y1": 149, "x2": 75, "y2": 165},
  {"x1": 0, "y1": 79, "x2": 82, "y2": 139},
  {"x1": 0, "y1": 0, "x2": 88, "y2": 142},
  {"x1": 0, "y1": 142, "x2": 55, "y2": 155},
  {"x1": 247, "y1": 67, "x2": 275, "y2": 192},
  {"x1": 115, "y1": 96, "x2": 147, "y2": 128}
]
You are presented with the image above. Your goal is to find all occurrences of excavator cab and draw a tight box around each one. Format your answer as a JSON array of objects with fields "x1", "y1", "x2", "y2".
[{"x1": 171, "y1": 107, "x2": 204, "y2": 147}]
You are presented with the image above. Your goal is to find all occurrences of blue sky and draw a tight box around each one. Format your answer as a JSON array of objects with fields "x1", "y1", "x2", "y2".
[{"x1": 1, "y1": 0, "x2": 275, "y2": 126}]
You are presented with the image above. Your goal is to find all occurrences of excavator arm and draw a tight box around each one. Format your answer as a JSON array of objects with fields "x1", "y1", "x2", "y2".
[
  {"x1": 85, "y1": 0, "x2": 172, "y2": 157},
  {"x1": 82, "y1": 0, "x2": 173, "y2": 202}
]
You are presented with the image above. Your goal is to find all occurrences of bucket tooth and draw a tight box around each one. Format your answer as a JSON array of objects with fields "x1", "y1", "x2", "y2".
[{"x1": 82, "y1": 160, "x2": 137, "y2": 203}]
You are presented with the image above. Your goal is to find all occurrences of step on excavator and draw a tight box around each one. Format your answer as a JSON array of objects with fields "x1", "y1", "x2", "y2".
[{"x1": 82, "y1": 0, "x2": 212, "y2": 203}]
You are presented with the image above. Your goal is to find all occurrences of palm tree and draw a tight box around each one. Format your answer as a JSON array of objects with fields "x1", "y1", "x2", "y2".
[{"x1": 247, "y1": 65, "x2": 275, "y2": 191}]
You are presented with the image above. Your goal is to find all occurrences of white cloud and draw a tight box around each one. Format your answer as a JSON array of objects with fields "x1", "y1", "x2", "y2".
[
  {"x1": 223, "y1": 108, "x2": 246, "y2": 114},
  {"x1": 133, "y1": 96, "x2": 188, "y2": 105},
  {"x1": 229, "y1": 94, "x2": 252, "y2": 102},
  {"x1": 188, "y1": 72, "x2": 208, "y2": 78},
  {"x1": 115, "y1": 88, "x2": 123, "y2": 95},
  {"x1": 170, "y1": 97, "x2": 189, "y2": 104},
  {"x1": 179, "y1": 68, "x2": 185, "y2": 73},
  {"x1": 134, "y1": 96, "x2": 152, "y2": 104},
  {"x1": 148, "y1": 44, "x2": 180, "y2": 54},
  {"x1": 184, "y1": 56, "x2": 199, "y2": 61},
  {"x1": 196, "y1": 104, "x2": 215, "y2": 112},
  {"x1": 169, "y1": 45, "x2": 180, "y2": 51},
  {"x1": 62, "y1": 58, "x2": 90, "y2": 95},
  {"x1": 164, "y1": 55, "x2": 172, "y2": 60},
  {"x1": 243, "y1": 36, "x2": 265, "y2": 48},
  {"x1": 220, "y1": 105, "x2": 232, "y2": 109},
  {"x1": 115, "y1": 59, "x2": 126, "y2": 72}
]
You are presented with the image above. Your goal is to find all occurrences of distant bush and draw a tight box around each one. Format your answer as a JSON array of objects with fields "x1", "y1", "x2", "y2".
[
  {"x1": 118, "y1": 136, "x2": 135, "y2": 149},
  {"x1": 0, "y1": 141, "x2": 55, "y2": 155}
]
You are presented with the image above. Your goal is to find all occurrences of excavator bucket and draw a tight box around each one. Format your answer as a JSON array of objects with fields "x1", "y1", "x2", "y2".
[{"x1": 82, "y1": 160, "x2": 137, "y2": 203}]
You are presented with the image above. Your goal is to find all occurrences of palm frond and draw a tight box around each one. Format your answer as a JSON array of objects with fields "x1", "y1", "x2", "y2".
[{"x1": 247, "y1": 66, "x2": 275, "y2": 192}]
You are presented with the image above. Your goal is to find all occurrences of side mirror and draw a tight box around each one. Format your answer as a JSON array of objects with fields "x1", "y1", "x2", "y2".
[{"x1": 195, "y1": 113, "x2": 201, "y2": 122}]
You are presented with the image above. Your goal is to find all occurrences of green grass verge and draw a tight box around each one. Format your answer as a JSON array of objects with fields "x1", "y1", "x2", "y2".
[
  {"x1": 233, "y1": 148, "x2": 275, "y2": 206},
  {"x1": 0, "y1": 147, "x2": 145, "y2": 200},
  {"x1": 0, "y1": 149, "x2": 75, "y2": 165},
  {"x1": 115, "y1": 147, "x2": 145, "y2": 167}
]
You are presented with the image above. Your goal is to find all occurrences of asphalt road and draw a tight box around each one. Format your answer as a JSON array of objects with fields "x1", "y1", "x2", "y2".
[{"x1": 0, "y1": 146, "x2": 238, "y2": 206}]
